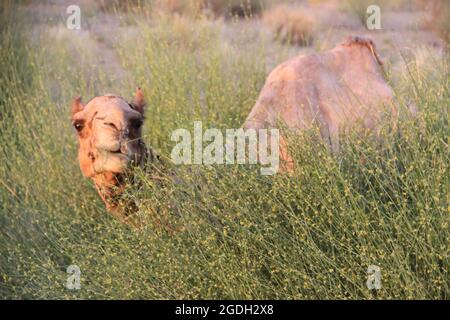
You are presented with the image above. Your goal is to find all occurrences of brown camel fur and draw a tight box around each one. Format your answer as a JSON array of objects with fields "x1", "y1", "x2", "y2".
[
  {"x1": 72, "y1": 37, "x2": 397, "y2": 226},
  {"x1": 71, "y1": 88, "x2": 159, "y2": 226},
  {"x1": 243, "y1": 36, "x2": 397, "y2": 170}
]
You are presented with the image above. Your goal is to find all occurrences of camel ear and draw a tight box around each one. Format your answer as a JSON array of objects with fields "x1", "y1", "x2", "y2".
[
  {"x1": 132, "y1": 87, "x2": 146, "y2": 115},
  {"x1": 71, "y1": 96, "x2": 84, "y2": 117}
]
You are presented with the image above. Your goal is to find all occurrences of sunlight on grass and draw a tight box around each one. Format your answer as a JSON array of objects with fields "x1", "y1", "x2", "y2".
[{"x1": 0, "y1": 1, "x2": 448, "y2": 299}]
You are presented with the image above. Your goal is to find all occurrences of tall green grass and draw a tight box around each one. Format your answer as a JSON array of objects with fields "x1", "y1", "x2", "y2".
[{"x1": 0, "y1": 3, "x2": 448, "y2": 299}]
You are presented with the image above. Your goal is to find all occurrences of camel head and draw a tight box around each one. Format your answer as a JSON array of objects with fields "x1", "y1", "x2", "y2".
[{"x1": 71, "y1": 88, "x2": 149, "y2": 218}]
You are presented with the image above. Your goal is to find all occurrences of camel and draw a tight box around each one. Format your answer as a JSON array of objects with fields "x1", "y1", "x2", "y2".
[
  {"x1": 71, "y1": 36, "x2": 397, "y2": 225},
  {"x1": 70, "y1": 89, "x2": 161, "y2": 226},
  {"x1": 243, "y1": 36, "x2": 397, "y2": 169}
]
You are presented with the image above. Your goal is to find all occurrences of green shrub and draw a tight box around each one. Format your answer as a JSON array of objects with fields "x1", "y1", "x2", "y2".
[{"x1": 0, "y1": 2, "x2": 448, "y2": 299}]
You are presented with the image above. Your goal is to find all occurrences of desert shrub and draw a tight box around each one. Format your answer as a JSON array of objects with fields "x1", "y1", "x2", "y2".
[
  {"x1": 209, "y1": 0, "x2": 267, "y2": 18},
  {"x1": 150, "y1": 0, "x2": 203, "y2": 16},
  {"x1": 145, "y1": 13, "x2": 221, "y2": 49},
  {"x1": 262, "y1": 4, "x2": 316, "y2": 46},
  {"x1": 116, "y1": 14, "x2": 267, "y2": 150},
  {"x1": 342, "y1": 0, "x2": 409, "y2": 26},
  {"x1": 96, "y1": 0, "x2": 149, "y2": 12},
  {"x1": 150, "y1": 0, "x2": 266, "y2": 18},
  {"x1": 95, "y1": 0, "x2": 266, "y2": 18},
  {"x1": 418, "y1": 0, "x2": 450, "y2": 44},
  {"x1": 0, "y1": 1, "x2": 448, "y2": 299}
]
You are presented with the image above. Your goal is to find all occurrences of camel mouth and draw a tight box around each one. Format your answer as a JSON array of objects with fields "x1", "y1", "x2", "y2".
[
  {"x1": 107, "y1": 149, "x2": 130, "y2": 160},
  {"x1": 104, "y1": 150, "x2": 144, "y2": 174},
  {"x1": 108, "y1": 148, "x2": 143, "y2": 166},
  {"x1": 110, "y1": 149, "x2": 127, "y2": 155}
]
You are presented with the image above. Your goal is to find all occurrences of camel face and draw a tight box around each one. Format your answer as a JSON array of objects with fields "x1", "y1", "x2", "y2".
[{"x1": 71, "y1": 89, "x2": 146, "y2": 192}]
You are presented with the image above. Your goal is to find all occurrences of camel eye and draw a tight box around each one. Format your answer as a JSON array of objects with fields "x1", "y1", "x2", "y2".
[{"x1": 73, "y1": 121, "x2": 84, "y2": 132}]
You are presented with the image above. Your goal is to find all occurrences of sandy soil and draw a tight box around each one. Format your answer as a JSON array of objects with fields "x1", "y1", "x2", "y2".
[{"x1": 20, "y1": 0, "x2": 447, "y2": 88}]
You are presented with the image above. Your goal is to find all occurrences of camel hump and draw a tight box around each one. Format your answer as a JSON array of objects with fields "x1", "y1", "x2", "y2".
[{"x1": 342, "y1": 36, "x2": 383, "y2": 66}]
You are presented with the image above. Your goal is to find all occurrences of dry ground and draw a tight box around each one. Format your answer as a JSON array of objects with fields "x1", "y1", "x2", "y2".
[{"x1": 21, "y1": 0, "x2": 447, "y2": 90}]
